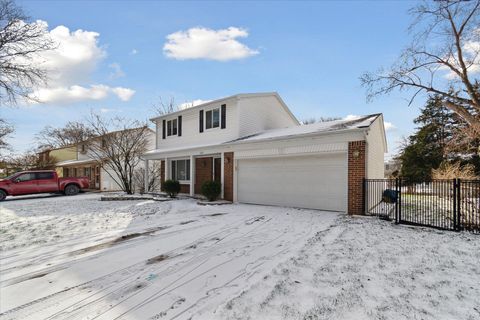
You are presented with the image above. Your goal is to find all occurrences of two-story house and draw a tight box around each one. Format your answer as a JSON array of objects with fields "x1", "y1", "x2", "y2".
[{"x1": 143, "y1": 92, "x2": 387, "y2": 214}]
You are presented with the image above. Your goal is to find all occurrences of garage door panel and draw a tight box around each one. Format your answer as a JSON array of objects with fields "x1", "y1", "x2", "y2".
[{"x1": 237, "y1": 154, "x2": 346, "y2": 212}]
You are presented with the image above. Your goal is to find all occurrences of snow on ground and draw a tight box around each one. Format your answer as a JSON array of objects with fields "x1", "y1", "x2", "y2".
[
  {"x1": 0, "y1": 193, "x2": 336, "y2": 319},
  {"x1": 207, "y1": 216, "x2": 480, "y2": 320},
  {"x1": 1, "y1": 194, "x2": 479, "y2": 320}
]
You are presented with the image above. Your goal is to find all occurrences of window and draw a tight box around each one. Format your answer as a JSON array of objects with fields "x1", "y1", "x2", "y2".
[
  {"x1": 16, "y1": 173, "x2": 36, "y2": 182},
  {"x1": 167, "y1": 119, "x2": 178, "y2": 136},
  {"x1": 36, "y1": 172, "x2": 54, "y2": 180},
  {"x1": 81, "y1": 144, "x2": 86, "y2": 153},
  {"x1": 205, "y1": 108, "x2": 220, "y2": 129},
  {"x1": 171, "y1": 159, "x2": 190, "y2": 181},
  {"x1": 64, "y1": 168, "x2": 69, "y2": 177}
]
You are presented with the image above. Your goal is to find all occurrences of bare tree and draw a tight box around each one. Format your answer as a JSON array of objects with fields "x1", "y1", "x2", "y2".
[
  {"x1": 85, "y1": 113, "x2": 151, "y2": 194},
  {"x1": 5, "y1": 149, "x2": 56, "y2": 170},
  {"x1": 133, "y1": 161, "x2": 162, "y2": 194},
  {"x1": 35, "y1": 121, "x2": 96, "y2": 150},
  {"x1": 0, "y1": 118, "x2": 13, "y2": 156},
  {"x1": 301, "y1": 116, "x2": 341, "y2": 124},
  {"x1": 0, "y1": 0, "x2": 55, "y2": 106},
  {"x1": 361, "y1": 0, "x2": 480, "y2": 137},
  {"x1": 151, "y1": 96, "x2": 178, "y2": 116}
]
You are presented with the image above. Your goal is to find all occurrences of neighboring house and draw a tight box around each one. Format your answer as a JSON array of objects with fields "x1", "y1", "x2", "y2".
[
  {"x1": 38, "y1": 145, "x2": 77, "y2": 174},
  {"x1": 143, "y1": 92, "x2": 387, "y2": 214},
  {"x1": 56, "y1": 129, "x2": 155, "y2": 191}
]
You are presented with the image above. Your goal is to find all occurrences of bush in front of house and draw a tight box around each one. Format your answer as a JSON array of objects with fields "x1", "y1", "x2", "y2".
[
  {"x1": 163, "y1": 179, "x2": 180, "y2": 198},
  {"x1": 201, "y1": 180, "x2": 221, "y2": 201}
]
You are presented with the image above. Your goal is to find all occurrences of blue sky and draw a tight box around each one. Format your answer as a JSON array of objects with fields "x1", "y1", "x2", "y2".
[{"x1": 4, "y1": 0, "x2": 422, "y2": 158}]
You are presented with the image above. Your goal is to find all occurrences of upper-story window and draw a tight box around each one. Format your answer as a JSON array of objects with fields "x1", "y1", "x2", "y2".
[
  {"x1": 167, "y1": 119, "x2": 177, "y2": 136},
  {"x1": 205, "y1": 108, "x2": 220, "y2": 130},
  {"x1": 80, "y1": 144, "x2": 86, "y2": 153}
]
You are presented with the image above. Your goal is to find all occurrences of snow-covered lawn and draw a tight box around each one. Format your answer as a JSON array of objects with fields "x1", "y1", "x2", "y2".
[{"x1": 1, "y1": 194, "x2": 479, "y2": 320}]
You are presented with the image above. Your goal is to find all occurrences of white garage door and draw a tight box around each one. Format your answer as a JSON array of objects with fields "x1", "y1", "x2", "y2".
[{"x1": 237, "y1": 153, "x2": 347, "y2": 212}]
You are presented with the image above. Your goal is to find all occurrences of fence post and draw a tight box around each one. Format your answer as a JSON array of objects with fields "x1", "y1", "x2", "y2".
[
  {"x1": 457, "y1": 179, "x2": 462, "y2": 231},
  {"x1": 398, "y1": 178, "x2": 402, "y2": 223},
  {"x1": 453, "y1": 179, "x2": 457, "y2": 231},
  {"x1": 394, "y1": 178, "x2": 399, "y2": 223},
  {"x1": 362, "y1": 178, "x2": 366, "y2": 215}
]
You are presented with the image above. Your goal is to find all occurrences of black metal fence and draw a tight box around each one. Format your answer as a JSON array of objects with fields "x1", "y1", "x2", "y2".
[{"x1": 364, "y1": 178, "x2": 480, "y2": 233}]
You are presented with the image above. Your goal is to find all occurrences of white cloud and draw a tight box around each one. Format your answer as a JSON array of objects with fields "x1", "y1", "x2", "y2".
[
  {"x1": 442, "y1": 29, "x2": 480, "y2": 79},
  {"x1": 163, "y1": 27, "x2": 259, "y2": 61},
  {"x1": 21, "y1": 21, "x2": 135, "y2": 105},
  {"x1": 344, "y1": 114, "x2": 395, "y2": 131},
  {"x1": 343, "y1": 114, "x2": 361, "y2": 121},
  {"x1": 100, "y1": 107, "x2": 121, "y2": 113},
  {"x1": 384, "y1": 121, "x2": 396, "y2": 131},
  {"x1": 36, "y1": 23, "x2": 106, "y2": 86},
  {"x1": 31, "y1": 85, "x2": 110, "y2": 104},
  {"x1": 108, "y1": 63, "x2": 125, "y2": 80},
  {"x1": 111, "y1": 87, "x2": 135, "y2": 101},
  {"x1": 179, "y1": 99, "x2": 212, "y2": 110},
  {"x1": 30, "y1": 85, "x2": 135, "y2": 105},
  {"x1": 130, "y1": 49, "x2": 138, "y2": 55}
]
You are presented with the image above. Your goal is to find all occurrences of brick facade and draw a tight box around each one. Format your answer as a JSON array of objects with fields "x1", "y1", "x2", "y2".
[
  {"x1": 180, "y1": 184, "x2": 190, "y2": 194},
  {"x1": 223, "y1": 152, "x2": 234, "y2": 201},
  {"x1": 195, "y1": 157, "x2": 213, "y2": 194},
  {"x1": 160, "y1": 160, "x2": 165, "y2": 191},
  {"x1": 348, "y1": 140, "x2": 366, "y2": 215}
]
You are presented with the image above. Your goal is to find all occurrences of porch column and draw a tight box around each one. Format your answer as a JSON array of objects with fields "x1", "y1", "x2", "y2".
[
  {"x1": 190, "y1": 155, "x2": 195, "y2": 196},
  {"x1": 144, "y1": 159, "x2": 149, "y2": 193},
  {"x1": 164, "y1": 158, "x2": 168, "y2": 180},
  {"x1": 220, "y1": 152, "x2": 225, "y2": 199}
]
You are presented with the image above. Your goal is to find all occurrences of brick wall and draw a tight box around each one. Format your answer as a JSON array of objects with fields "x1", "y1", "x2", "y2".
[
  {"x1": 348, "y1": 141, "x2": 366, "y2": 215},
  {"x1": 195, "y1": 157, "x2": 213, "y2": 194},
  {"x1": 223, "y1": 152, "x2": 234, "y2": 201},
  {"x1": 160, "y1": 160, "x2": 165, "y2": 191},
  {"x1": 180, "y1": 184, "x2": 190, "y2": 194}
]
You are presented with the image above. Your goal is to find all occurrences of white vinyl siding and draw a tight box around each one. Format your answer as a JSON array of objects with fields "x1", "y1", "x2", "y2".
[
  {"x1": 154, "y1": 100, "x2": 239, "y2": 150},
  {"x1": 366, "y1": 117, "x2": 386, "y2": 179}
]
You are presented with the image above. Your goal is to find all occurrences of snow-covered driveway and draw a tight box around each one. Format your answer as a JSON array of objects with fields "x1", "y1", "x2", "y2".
[
  {"x1": 1, "y1": 194, "x2": 479, "y2": 320},
  {"x1": 0, "y1": 194, "x2": 337, "y2": 319}
]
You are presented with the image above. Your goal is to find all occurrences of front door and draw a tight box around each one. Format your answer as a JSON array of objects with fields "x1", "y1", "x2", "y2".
[{"x1": 214, "y1": 158, "x2": 221, "y2": 183}]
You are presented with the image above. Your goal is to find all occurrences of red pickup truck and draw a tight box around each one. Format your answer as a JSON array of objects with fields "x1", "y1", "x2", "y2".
[{"x1": 0, "y1": 170, "x2": 90, "y2": 201}]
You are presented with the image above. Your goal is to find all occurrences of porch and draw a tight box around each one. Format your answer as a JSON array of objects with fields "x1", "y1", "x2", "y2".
[
  {"x1": 143, "y1": 151, "x2": 234, "y2": 201},
  {"x1": 56, "y1": 159, "x2": 101, "y2": 190}
]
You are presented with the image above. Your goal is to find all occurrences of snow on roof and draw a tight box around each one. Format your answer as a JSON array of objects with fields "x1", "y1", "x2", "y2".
[
  {"x1": 227, "y1": 114, "x2": 380, "y2": 144},
  {"x1": 56, "y1": 159, "x2": 98, "y2": 166},
  {"x1": 143, "y1": 114, "x2": 380, "y2": 157}
]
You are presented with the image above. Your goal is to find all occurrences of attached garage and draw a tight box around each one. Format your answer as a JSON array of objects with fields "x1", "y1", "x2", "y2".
[{"x1": 237, "y1": 153, "x2": 347, "y2": 212}]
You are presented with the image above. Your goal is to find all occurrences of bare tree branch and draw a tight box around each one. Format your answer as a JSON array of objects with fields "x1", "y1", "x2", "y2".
[
  {"x1": 35, "y1": 121, "x2": 95, "y2": 151},
  {"x1": 361, "y1": 0, "x2": 480, "y2": 137},
  {"x1": 0, "y1": 0, "x2": 55, "y2": 106},
  {"x1": 84, "y1": 113, "x2": 151, "y2": 194}
]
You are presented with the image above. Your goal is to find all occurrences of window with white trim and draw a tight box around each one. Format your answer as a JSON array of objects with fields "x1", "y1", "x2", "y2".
[
  {"x1": 167, "y1": 119, "x2": 177, "y2": 136},
  {"x1": 205, "y1": 108, "x2": 220, "y2": 130},
  {"x1": 171, "y1": 159, "x2": 190, "y2": 181}
]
